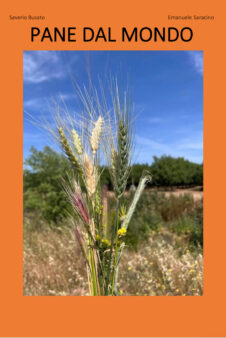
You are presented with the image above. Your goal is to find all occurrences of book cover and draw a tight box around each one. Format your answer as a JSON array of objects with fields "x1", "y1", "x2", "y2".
[{"x1": 1, "y1": 0, "x2": 225, "y2": 336}]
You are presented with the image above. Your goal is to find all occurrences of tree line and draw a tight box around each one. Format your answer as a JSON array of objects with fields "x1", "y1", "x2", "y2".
[{"x1": 24, "y1": 146, "x2": 203, "y2": 223}]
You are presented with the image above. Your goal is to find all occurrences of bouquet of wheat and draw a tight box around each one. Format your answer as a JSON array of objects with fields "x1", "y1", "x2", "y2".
[{"x1": 50, "y1": 81, "x2": 151, "y2": 296}]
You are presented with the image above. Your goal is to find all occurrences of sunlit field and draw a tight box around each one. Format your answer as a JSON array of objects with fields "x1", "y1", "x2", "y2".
[{"x1": 24, "y1": 189, "x2": 203, "y2": 296}]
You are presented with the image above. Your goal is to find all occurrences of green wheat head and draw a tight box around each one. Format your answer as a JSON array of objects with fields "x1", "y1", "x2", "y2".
[{"x1": 58, "y1": 126, "x2": 82, "y2": 174}]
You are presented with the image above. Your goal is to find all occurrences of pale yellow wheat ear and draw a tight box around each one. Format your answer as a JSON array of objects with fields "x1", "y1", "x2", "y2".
[
  {"x1": 84, "y1": 153, "x2": 96, "y2": 196},
  {"x1": 72, "y1": 129, "x2": 83, "y2": 155},
  {"x1": 90, "y1": 116, "x2": 103, "y2": 155}
]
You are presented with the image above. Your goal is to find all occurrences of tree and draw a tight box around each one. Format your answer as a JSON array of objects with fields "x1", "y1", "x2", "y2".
[
  {"x1": 24, "y1": 148, "x2": 203, "y2": 224},
  {"x1": 24, "y1": 146, "x2": 72, "y2": 223},
  {"x1": 150, "y1": 155, "x2": 203, "y2": 187}
]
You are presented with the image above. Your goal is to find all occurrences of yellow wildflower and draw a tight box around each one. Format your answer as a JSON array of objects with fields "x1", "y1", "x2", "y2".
[
  {"x1": 101, "y1": 239, "x2": 110, "y2": 247},
  {"x1": 118, "y1": 227, "x2": 127, "y2": 237}
]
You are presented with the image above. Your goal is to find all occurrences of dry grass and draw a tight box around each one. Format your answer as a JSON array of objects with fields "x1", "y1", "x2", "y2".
[
  {"x1": 163, "y1": 188, "x2": 203, "y2": 201},
  {"x1": 24, "y1": 219, "x2": 203, "y2": 296},
  {"x1": 119, "y1": 233, "x2": 203, "y2": 296},
  {"x1": 107, "y1": 187, "x2": 203, "y2": 201},
  {"x1": 23, "y1": 222, "x2": 88, "y2": 296}
]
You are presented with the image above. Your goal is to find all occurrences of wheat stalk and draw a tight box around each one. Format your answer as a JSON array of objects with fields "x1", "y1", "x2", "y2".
[{"x1": 121, "y1": 174, "x2": 152, "y2": 230}]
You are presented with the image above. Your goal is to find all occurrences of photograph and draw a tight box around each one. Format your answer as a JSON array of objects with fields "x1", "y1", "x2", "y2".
[{"x1": 23, "y1": 50, "x2": 203, "y2": 296}]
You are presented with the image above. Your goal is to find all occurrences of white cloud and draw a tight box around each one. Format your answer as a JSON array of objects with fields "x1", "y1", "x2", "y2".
[
  {"x1": 137, "y1": 136, "x2": 171, "y2": 153},
  {"x1": 58, "y1": 93, "x2": 75, "y2": 101},
  {"x1": 23, "y1": 98, "x2": 45, "y2": 108},
  {"x1": 148, "y1": 117, "x2": 164, "y2": 124},
  {"x1": 23, "y1": 93, "x2": 75, "y2": 111},
  {"x1": 187, "y1": 51, "x2": 203, "y2": 75},
  {"x1": 136, "y1": 134, "x2": 203, "y2": 164},
  {"x1": 178, "y1": 141, "x2": 203, "y2": 150},
  {"x1": 23, "y1": 51, "x2": 76, "y2": 83}
]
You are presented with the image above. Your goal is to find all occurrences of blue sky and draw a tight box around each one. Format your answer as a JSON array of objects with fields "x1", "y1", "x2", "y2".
[{"x1": 23, "y1": 50, "x2": 203, "y2": 164}]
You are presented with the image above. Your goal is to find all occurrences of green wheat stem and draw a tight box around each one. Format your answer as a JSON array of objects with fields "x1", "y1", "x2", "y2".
[
  {"x1": 112, "y1": 174, "x2": 152, "y2": 293},
  {"x1": 121, "y1": 174, "x2": 152, "y2": 231},
  {"x1": 112, "y1": 233, "x2": 120, "y2": 295},
  {"x1": 113, "y1": 242, "x2": 125, "y2": 293},
  {"x1": 89, "y1": 235, "x2": 98, "y2": 296},
  {"x1": 105, "y1": 198, "x2": 120, "y2": 295}
]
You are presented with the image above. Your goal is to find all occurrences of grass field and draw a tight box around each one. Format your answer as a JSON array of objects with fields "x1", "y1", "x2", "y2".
[{"x1": 23, "y1": 189, "x2": 203, "y2": 296}]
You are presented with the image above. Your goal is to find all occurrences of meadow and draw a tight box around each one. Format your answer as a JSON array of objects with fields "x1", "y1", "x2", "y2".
[{"x1": 24, "y1": 187, "x2": 203, "y2": 296}]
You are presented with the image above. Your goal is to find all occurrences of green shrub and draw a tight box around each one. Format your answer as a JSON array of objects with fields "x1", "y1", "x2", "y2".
[
  {"x1": 24, "y1": 146, "x2": 72, "y2": 224},
  {"x1": 151, "y1": 155, "x2": 203, "y2": 187},
  {"x1": 125, "y1": 210, "x2": 162, "y2": 250},
  {"x1": 119, "y1": 191, "x2": 203, "y2": 249},
  {"x1": 169, "y1": 215, "x2": 203, "y2": 247},
  {"x1": 158, "y1": 193, "x2": 195, "y2": 222}
]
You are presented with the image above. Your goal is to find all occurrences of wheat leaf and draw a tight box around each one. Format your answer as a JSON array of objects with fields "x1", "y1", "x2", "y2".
[{"x1": 121, "y1": 173, "x2": 152, "y2": 230}]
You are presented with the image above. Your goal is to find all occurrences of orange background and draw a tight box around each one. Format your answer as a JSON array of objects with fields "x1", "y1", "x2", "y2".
[{"x1": 1, "y1": 0, "x2": 225, "y2": 336}]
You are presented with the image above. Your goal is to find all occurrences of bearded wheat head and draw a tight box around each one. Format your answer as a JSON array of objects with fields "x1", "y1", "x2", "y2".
[
  {"x1": 90, "y1": 116, "x2": 103, "y2": 155},
  {"x1": 72, "y1": 129, "x2": 83, "y2": 155},
  {"x1": 84, "y1": 152, "x2": 96, "y2": 196}
]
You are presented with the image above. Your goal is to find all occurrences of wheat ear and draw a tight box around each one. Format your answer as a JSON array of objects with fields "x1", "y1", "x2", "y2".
[
  {"x1": 90, "y1": 116, "x2": 103, "y2": 155},
  {"x1": 58, "y1": 127, "x2": 81, "y2": 172},
  {"x1": 72, "y1": 129, "x2": 83, "y2": 155},
  {"x1": 84, "y1": 153, "x2": 96, "y2": 196},
  {"x1": 111, "y1": 120, "x2": 130, "y2": 198}
]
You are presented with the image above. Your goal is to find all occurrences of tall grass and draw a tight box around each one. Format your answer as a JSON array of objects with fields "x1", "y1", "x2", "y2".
[{"x1": 23, "y1": 216, "x2": 203, "y2": 296}]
